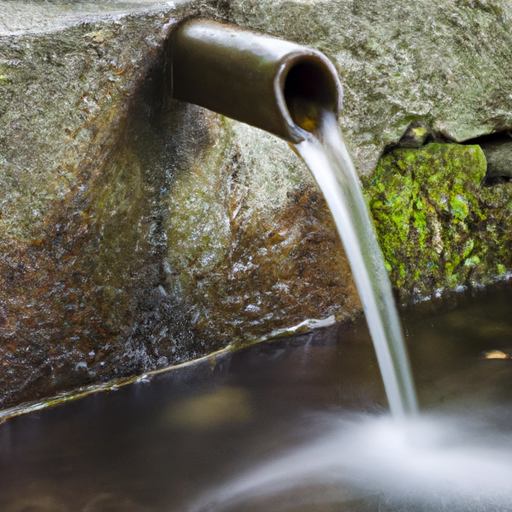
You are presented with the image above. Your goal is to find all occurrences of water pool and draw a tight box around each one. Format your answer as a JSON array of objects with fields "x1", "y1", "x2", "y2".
[{"x1": 1, "y1": 281, "x2": 512, "y2": 511}]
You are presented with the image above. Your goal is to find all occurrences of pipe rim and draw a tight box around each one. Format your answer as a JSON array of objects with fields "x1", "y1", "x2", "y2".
[{"x1": 274, "y1": 50, "x2": 343, "y2": 143}]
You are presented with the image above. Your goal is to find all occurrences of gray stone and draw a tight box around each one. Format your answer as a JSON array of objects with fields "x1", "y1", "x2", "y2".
[
  {"x1": 479, "y1": 133, "x2": 512, "y2": 181},
  {"x1": 397, "y1": 123, "x2": 435, "y2": 149},
  {"x1": 2, "y1": 0, "x2": 512, "y2": 407},
  {"x1": 221, "y1": 0, "x2": 512, "y2": 173}
]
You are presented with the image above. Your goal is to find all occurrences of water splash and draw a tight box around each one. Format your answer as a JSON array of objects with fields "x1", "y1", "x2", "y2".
[
  {"x1": 294, "y1": 112, "x2": 417, "y2": 417},
  {"x1": 186, "y1": 411, "x2": 512, "y2": 512}
]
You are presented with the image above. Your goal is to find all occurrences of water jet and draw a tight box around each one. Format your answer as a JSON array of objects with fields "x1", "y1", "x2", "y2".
[{"x1": 171, "y1": 19, "x2": 417, "y2": 417}]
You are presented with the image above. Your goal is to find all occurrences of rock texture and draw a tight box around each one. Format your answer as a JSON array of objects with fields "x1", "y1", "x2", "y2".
[
  {"x1": 222, "y1": 0, "x2": 512, "y2": 174},
  {"x1": 0, "y1": 1, "x2": 202, "y2": 407},
  {"x1": 366, "y1": 143, "x2": 512, "y2": 301},
  {"x1": 2, "y1": 0, "x2": 512, "y2": 407},
  {"x1": 165, "y1": 116, "x2": 360, "y2": 346},
  {"x1": 478, "y1": 132, "x2": 512, "y2": 181}
]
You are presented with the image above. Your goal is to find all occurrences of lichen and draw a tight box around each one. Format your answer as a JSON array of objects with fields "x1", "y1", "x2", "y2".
[{"x1": 364, "y1": 142, "x2": 512, "y2": 301}]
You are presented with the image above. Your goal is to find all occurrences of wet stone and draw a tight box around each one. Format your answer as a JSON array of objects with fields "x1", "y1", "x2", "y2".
[
  {"x1": 0, "y1": 1, "x2": 202, "y2": 407},
  {"x1": 3, "y1": 0, "x2": 512, "y2": 407}
]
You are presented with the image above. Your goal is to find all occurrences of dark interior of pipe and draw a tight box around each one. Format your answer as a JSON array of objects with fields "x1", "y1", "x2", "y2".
[{"x1": 284, "y1": 58, "x2": 339, "y2": 133}]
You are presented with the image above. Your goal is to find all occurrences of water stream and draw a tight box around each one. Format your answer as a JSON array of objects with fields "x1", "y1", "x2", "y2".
[{"x1": 294, "y1": 111, "x2": 417, "y2": 417}]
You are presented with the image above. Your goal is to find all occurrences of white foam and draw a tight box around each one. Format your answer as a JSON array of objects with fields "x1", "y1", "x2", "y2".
[{"x1": 187, "y1": 411, "x2": 512, "y2": 511}]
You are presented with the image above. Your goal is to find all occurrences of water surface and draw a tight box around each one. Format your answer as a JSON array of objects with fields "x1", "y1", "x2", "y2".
[{"x1": 0, "y1": 282, "x2": 512, "y2": 511}]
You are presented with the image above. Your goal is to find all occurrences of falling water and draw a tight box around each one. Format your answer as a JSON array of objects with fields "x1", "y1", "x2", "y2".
[
  {"x1": 293, "y1": 111, "x2": 417, "y2": 418},
  {"x1": 180, "y1": 110, "x2": 512, "y2": 509}
]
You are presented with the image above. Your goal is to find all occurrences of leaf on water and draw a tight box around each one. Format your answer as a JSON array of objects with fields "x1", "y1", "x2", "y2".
[{"x1": 483, "y1": 350, "x2": 512, "y2": 360}]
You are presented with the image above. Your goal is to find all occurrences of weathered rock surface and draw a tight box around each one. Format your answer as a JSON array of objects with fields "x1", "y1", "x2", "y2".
[
  {"x1": 2, "y1": 0, "x2": 512, "y2": 407},
  {"x1": 0, "y1": 1, "x2": 202, "y2": 407},
  {"x1": 165, "y1": 115, "x2": 360, "y2": 346}
]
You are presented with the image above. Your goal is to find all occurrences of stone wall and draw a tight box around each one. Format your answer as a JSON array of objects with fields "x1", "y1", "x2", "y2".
[{"x1": 1, "y1": 0, "x2": 512, "y2": 407}]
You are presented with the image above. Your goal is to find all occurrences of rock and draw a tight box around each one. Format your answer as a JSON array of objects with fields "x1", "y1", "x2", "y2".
[
  {"x1": 397, "y1": 123, "x2": 435, "y2": 149},
  {"x1": 0, "y1": 1, "x2": 202, "y2": 407},
  {"x1": 3, "y1": 0, "x2": 512, "y2": 407},
  {"x1": 164, "y1": 114, "x2": 360, "y2": 347},
  {"x1": 220, "y1": 0, "x2": 512, "y2": 173},
  {"x1": 365, "y1": 143, "x2": 512, "y2": 301},
  {"x1": 166, "y1": 0, "x2": 512, "y2": 344},
  {"x1": 477, "y1": 132, "x2": 512, "y2": 181}
]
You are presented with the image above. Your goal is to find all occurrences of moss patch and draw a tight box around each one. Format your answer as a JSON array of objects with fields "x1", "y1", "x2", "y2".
[{"x1": 365, "y1": 142, "x2": 512, "y2": 300}]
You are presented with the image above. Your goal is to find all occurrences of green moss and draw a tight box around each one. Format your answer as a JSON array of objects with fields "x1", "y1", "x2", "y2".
[
  {"x1": 364, "y1": 143, "x2": 512, "y2": 300},
  {"x1": 412, "y1": 127, "x2": 429, "y2": 138}
]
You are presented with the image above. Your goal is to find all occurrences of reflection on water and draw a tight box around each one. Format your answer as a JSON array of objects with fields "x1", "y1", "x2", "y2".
[{"x1": 0, "y1": 281, "x2": 512, "y2": 511}]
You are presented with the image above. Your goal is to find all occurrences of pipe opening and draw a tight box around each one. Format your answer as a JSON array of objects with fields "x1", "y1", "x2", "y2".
[
  {"x1": 283, "y1": 57, "x2": 340, "y2": 134},
  {"x1": 171, "y1": 18, "x2": 341, "y2": 142}
]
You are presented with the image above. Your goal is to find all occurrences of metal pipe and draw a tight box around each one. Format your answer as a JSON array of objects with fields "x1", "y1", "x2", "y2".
[{"x1": 171, "y1": 19, "x2": 342, "y2": 143}]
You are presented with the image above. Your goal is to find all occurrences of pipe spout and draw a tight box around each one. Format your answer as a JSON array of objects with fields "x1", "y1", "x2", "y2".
[{"x1": 171, "y1": 19, "x2": 342, "y2": 143}]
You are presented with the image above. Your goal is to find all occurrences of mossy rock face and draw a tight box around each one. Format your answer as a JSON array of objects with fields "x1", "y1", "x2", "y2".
[
  {"x1": 162, "y1": 0, "x2": 512, "y2": 349},
  {"x1": 365, "y1": 143, "x2": 512, "y2": 301},
  {"x1": 3, "y1": 0, "x2": 512, "y2": 408}
]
